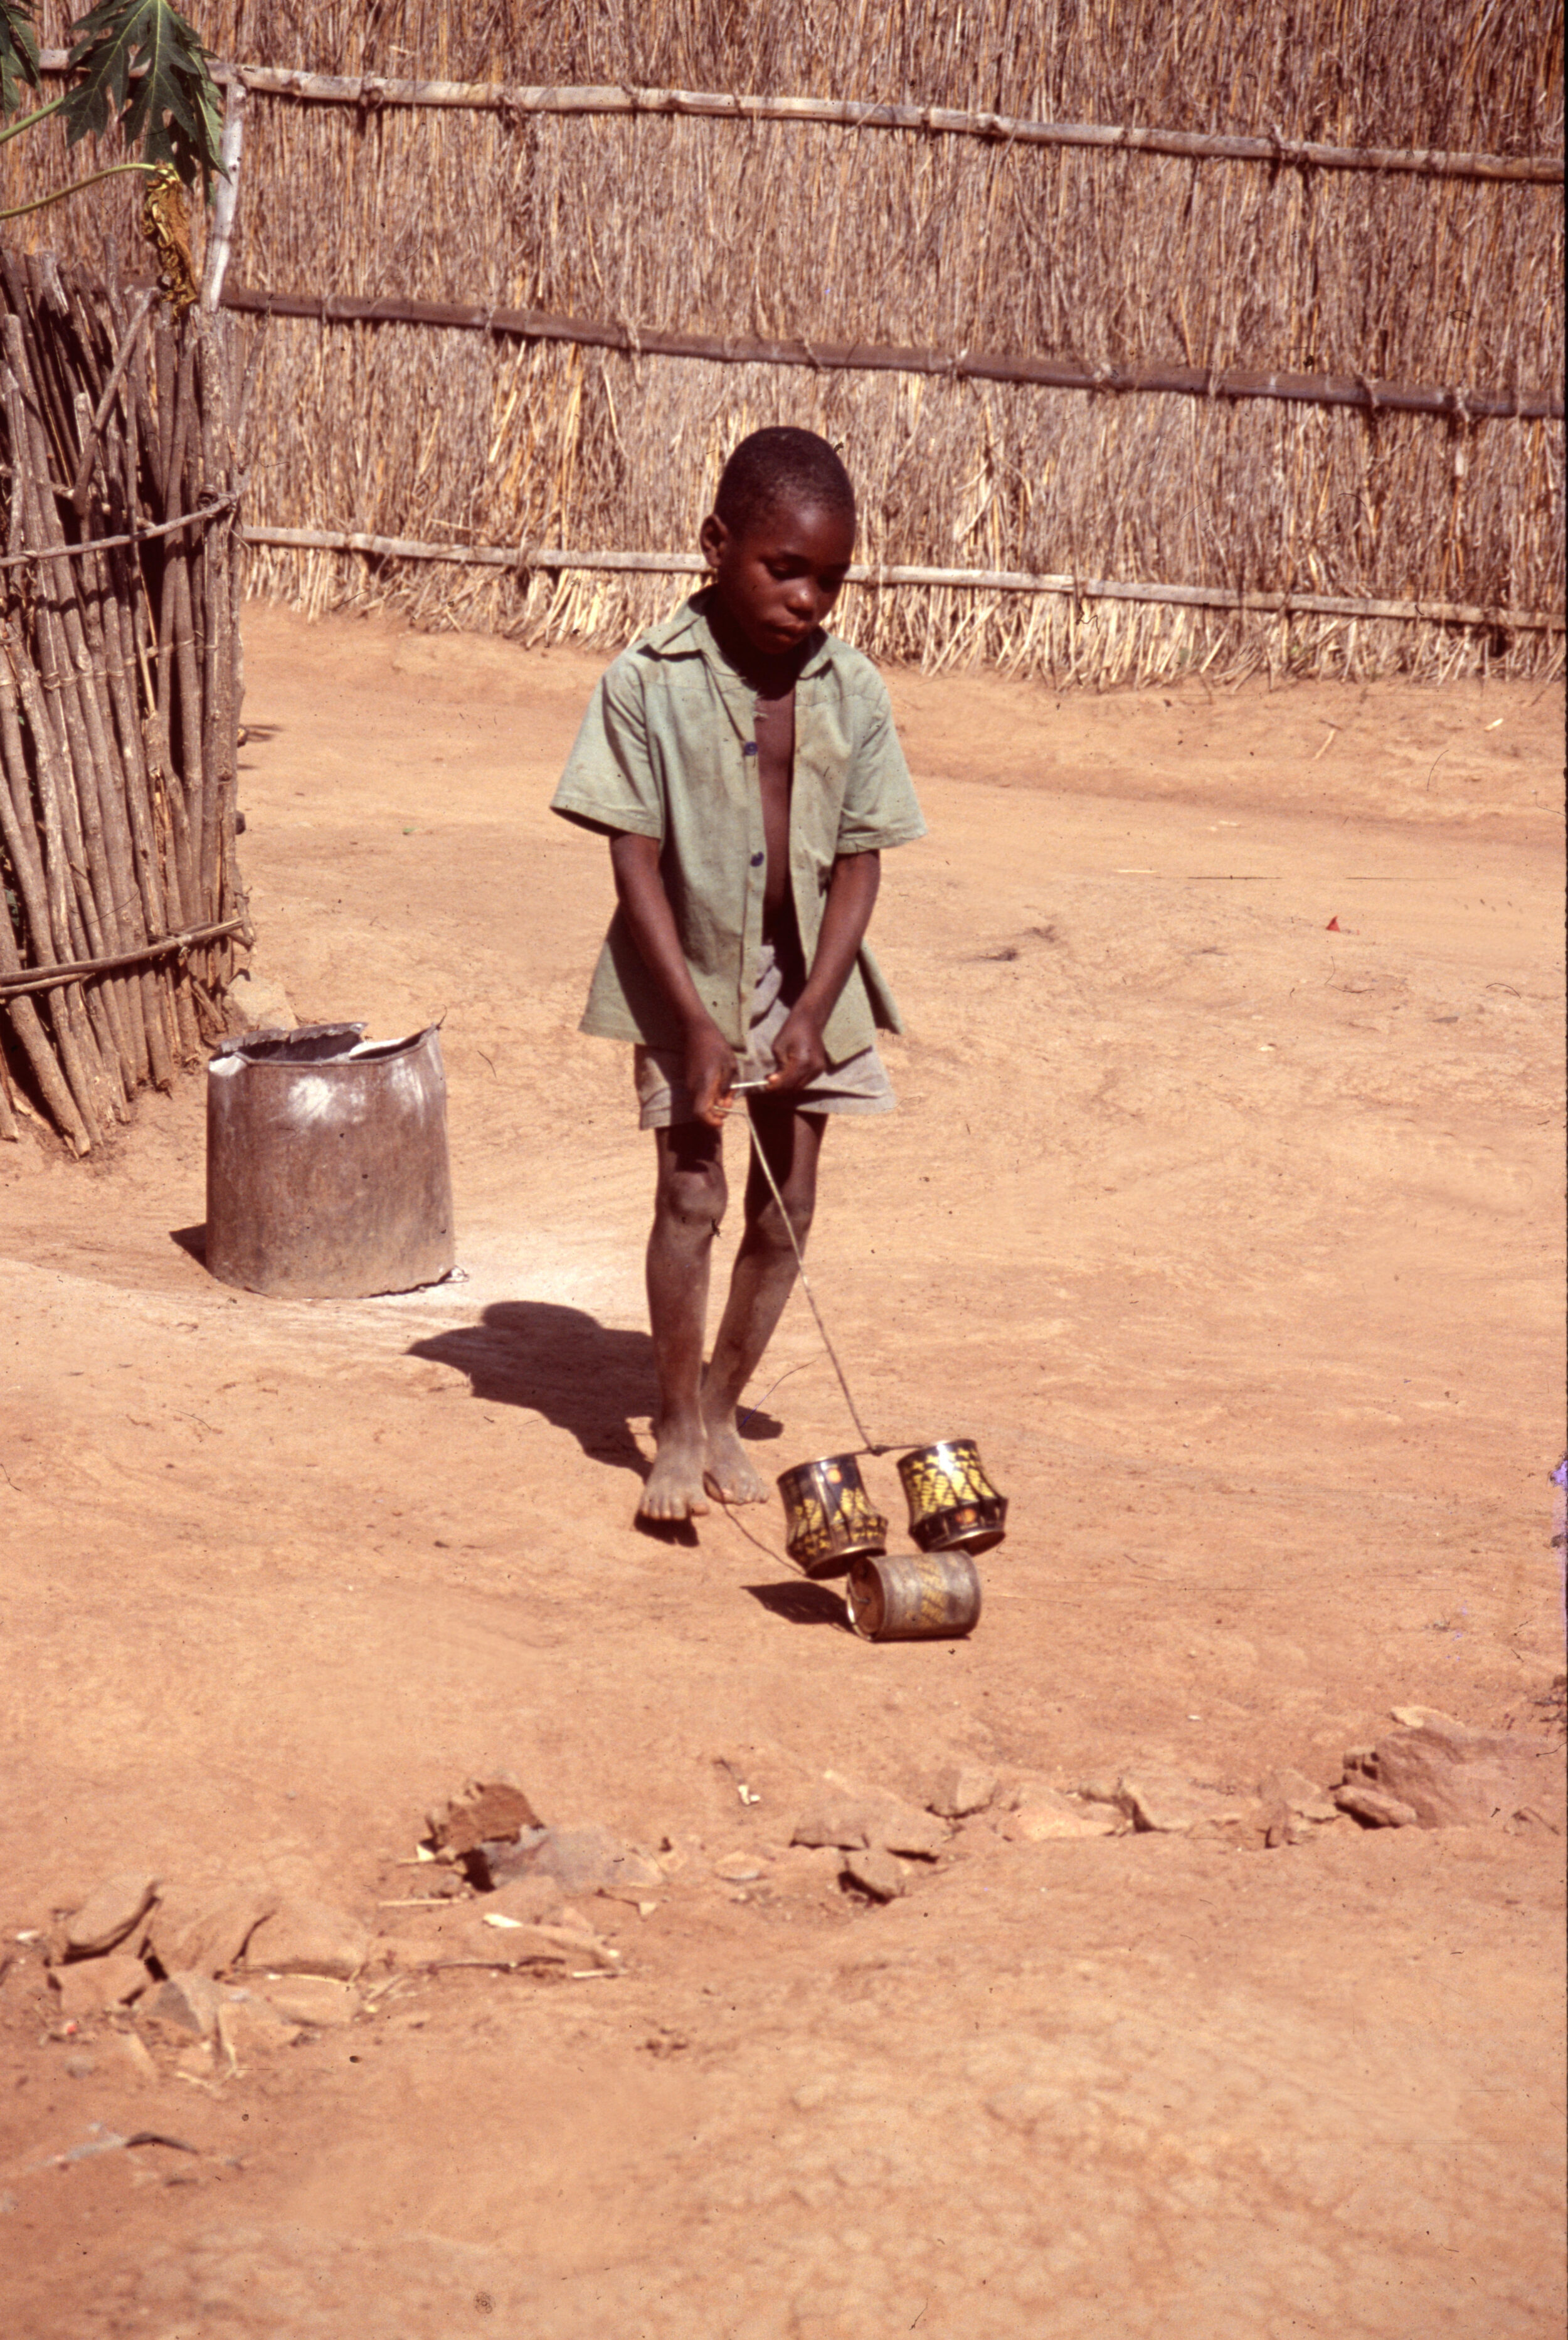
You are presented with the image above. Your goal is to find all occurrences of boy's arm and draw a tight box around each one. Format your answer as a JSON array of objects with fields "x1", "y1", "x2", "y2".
[
  {"x1": 608, "y1": 833, "x2": 739, "y2": 1127},
  {"x1": 768, "y1": 850, "x2": 881, "y2": 1092}
]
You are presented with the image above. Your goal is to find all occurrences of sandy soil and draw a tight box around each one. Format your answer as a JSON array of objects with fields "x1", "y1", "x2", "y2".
[{"x1": 1, "y1": 604, "x2": 1563, "y2": 2339}]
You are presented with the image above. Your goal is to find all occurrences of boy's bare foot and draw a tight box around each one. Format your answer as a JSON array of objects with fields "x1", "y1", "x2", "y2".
[
  {"x1": 702, "y1": 1412, "x2": 768, "y2": 1505},
  {"x1": 639, "y1": 1421, "x2": 712, "y2": 1520}
]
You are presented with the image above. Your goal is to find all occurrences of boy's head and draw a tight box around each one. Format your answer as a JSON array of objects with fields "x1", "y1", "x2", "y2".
[{"x1": 699, "y1": 428, "x2": 857, "y2": 663}]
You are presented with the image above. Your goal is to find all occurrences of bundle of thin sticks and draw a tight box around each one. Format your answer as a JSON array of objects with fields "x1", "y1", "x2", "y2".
[{"x1": 0, "y1": 249, "x2": 245, "y2": 1155}]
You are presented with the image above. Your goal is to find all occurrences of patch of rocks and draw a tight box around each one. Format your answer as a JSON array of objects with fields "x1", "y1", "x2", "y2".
[{"x1": 1330, "y1": 1709, "x2": 1562, "y2": 1832}]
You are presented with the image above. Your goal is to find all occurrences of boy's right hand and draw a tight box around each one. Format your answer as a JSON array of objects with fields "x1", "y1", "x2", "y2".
[{"x1": 683, "y1": 1020, "x2": 740, "y2": 1128}]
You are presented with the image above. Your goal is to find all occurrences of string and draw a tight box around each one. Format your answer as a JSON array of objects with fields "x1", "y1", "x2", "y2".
[{"x1": 741, "y1": 1100, "x2": 887, "y2": 1456}]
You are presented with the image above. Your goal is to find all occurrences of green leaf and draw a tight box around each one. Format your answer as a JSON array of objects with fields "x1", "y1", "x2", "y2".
[
  {"x1": 63, "y1": 0, "x2": 223, "y2": 195},
  {"x1": 0, "y1": 2, "x2": 42, "y2": 120}
]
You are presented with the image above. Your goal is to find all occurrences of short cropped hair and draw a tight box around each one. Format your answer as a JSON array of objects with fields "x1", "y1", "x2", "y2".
[{"x1": 712, "y1": 427, "x2": 856, "y2": 538}]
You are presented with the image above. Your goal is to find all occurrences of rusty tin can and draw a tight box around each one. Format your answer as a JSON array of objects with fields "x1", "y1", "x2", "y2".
[
  {"x1": 845, "y1": 1551, "x2": 983, "y2": 1641},
  {"x1": 776, "y1": 1452, "x2": 888, "y2": 1578},
  {"x1": 898, "y1": 1439, "x2": 1009, "y2": 1555}
]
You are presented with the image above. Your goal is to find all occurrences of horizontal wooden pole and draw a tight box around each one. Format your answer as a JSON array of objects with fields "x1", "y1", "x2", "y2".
[
  {"x1": 34, "y1": 53, "x2": 1563, "y2": 184},
  {"x1": 0, "y1": 918, "x2": 247, "y2": 1000},
  {"x1": 240, "y1": 528, "x2": 1565, "y2": 632},
  {"x1": 219, "y1": 285, "x2": 1564, "y2": 423}
]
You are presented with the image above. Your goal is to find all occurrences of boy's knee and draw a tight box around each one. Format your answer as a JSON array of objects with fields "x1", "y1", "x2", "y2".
[
  {"x1": 756, "y1": 1191, "x2": 813, "y2": 1252},
  {"x1": 659, "y1": 1156, "x2": 727, "y2": 1233}
]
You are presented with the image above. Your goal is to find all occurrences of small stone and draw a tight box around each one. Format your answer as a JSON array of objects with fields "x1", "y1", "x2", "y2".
[
  {"x1": 49, "y1": 1954, "x2": 151, "y2": 2018},
  {"x1": 1116, "y1": 1771, "x2": 1219, "y2": 1834},
  {"x1": 842, "y1": 1847, "x2": 908, "y2": 1901},
  {"x1": 1077, "y1": 1776, "x2": 1123, "y2": 1806},
  {"x1": 714, "y1": 1854, "x2": 765, "y2": 1883},
  {"x1": 260, "y1": 1975, "x2": 361, "y2": 2027},
  {"x1": 792, "y1": 1796, "x2": 876, "y2": 1851},
  {"x1": 148, "y1": 1971, "x2": 226, "y2": 2040},
  {"x1": 1000, "y1": 1784, "x2": 1120, "y2": 1843},
  {"x1": 1335, "y1": 1781, "x2": 1419, "y2": 1828},
  {"x1": 926, "y1": 1764, "x2": 998, "y2": 1819},
  {"x1": 793, "y1": 1788, "x2": 946, "y2": 1858},
  {"x1": 1352, "y1": 1719, "x2": 1560, "y2": 1831},
  {"x1": 1257, "y1": 1768, "x2": 1340, "y2": 1824},
  {"x1": 482, "y1": 1875, "x2": 564, "y2": 1925},
  {"x1": 63, "y1": 1873, "x2": 159, "y2": 1959},
  {"x1": 426, "y1": 1776, "x2": 544, "y2": 1855},
  {"x1": 243, "y1": 1897, "x2": 369, "y2": 1981},
  {"x1": 481, "y1": 1825, "x2": 660, "y2": 1897},
  {"x1": 146, "y1": 1885, "x2": 275, "y2": 1979},
  {"x1": 217, "y1": 1994, "x2": 302, "y2": 2057},
  {"x1": 110, "y1": 2030, "x2": 159, "y2": 2083},
  {"x1": 62, "y1": 2054, "x2": 98, "y2": 2078}
]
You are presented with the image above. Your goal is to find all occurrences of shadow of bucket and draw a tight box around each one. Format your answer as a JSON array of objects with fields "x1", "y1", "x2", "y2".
[
  {"x1": 205, "y1": 1022, "x2": 453, "y2": 1297},
  {"x1": 898, "y1": 1440, "x2": 1008, "y2": 1556},
  {"x1": 776, "y1": 1452, "x2": 888, "y2": 1579}
]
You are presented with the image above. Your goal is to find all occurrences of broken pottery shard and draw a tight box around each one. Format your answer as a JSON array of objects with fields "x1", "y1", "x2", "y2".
[
  {"x1": 1334, "y1": 1781, "x2": 1418, "y2": 1829},
  {"x1": 1351, "y1": 1719, "x2": 1561, "y2": 1831},
  {"x1": 1257, "y1": 1768, "x2": 1340, "y2": 1824},
  {"x1": 843, "y1": 1846, "x2": 908, "y2": 1901},
  {"x1": 482, "y1": 1826, "x2": 661, "y2": 1898},
  {"x1": 50, "y1": 1954, "x2": 151, "y2": 2018},
  {"x1": 145, "y1": 1885, "x2": 276, "y2": 1979},
  {"x1": 426, "y1": 1776, "x2": 544, "y2": 1855},
  {"x1": 148, "y1": 1971, "x2": 226, "y2": 2040},
  {"x1": 1000, "y1": 1783, "x2": 1120, "y2": 1843},
  {"x1": 260, "y1": 1975, "x2": 361, "y2": 2027},
  {"x1": 63, "y1": 1873, "x2": 159, "y2": 1959},
  {"x1": 1115, "y1": 1771, "x2": 1218, "y2": 1834},
  {"x1": 926, "y1": 1764, "x2": 999, "y2": 1819},
  {"x1": 242, "y1": 1897, "x2": 369, "y2": 1981}
]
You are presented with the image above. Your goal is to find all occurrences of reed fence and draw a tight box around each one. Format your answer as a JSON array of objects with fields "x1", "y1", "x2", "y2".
[
  {"x1": 3, "y1": 0, "x2": 1561, "y2": 687},
  {"x1": 0, "y1": 255, "x2": 243, "y2": 1154}
]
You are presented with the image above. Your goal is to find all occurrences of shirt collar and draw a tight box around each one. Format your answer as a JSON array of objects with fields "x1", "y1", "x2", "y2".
[{"x1": 644, "y1": 592, "x2": 837, "y2": 684}]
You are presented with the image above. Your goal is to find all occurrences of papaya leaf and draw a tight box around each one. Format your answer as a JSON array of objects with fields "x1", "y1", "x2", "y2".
[
  {"x1": 0, "y1": 1, "x2": 42, "y2": 120},
  {"x1": 63, "y1": 0, "x2": 223, "y2": 196}
]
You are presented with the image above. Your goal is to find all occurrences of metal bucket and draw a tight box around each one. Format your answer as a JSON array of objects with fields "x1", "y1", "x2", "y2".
[
  {"x1": 776, "y1": 1452, "x2": 888, "y2": 1578},
  {"x1": 846, "y1": 1551, "x2": 982, "y2": 1641},
  {"x1": 205, "y1": 1022, "x2": 454, "y2": 1298},
  {"x1": 898, "y1": 1439, "x2": 1008, "y2": 1555}
]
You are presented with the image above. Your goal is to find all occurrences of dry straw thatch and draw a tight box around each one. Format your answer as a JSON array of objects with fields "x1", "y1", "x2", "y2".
[{"x1": 5, "y1": 1, "x2": 1562, "y2": 681}]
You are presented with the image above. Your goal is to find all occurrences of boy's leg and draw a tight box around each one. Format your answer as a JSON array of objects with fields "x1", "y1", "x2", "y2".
[
  {"x1": 702, "y1": 1101, "x2": 825, "y2": 1503},
  {"x1": 642, "y1": 1120, "x2": 727, "y2": 1519}
]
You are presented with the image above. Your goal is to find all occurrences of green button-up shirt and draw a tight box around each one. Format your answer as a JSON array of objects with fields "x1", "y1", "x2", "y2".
[{"x1": 549, "y1": 596, "x2": 926, "y2": 1064}]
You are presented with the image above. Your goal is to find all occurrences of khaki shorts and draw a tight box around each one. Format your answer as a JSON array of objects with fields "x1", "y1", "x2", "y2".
[{"x1": 633, "y1": 939, "x2": 896, "y2": 1130}]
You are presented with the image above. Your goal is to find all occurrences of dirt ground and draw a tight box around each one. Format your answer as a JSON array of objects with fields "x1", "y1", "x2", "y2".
[{"x1": 1, "y1": 604, "x2": 1564, "y2": 2339}]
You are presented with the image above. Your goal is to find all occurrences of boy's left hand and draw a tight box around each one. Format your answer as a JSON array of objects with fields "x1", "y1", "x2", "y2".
[{"x1": 766, "y1": 1006, "x2": 829, "y2": 1091}]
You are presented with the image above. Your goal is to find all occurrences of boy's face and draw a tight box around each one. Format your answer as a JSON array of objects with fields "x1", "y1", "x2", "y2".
[{"x1": 699, "y1": 498, "x2": 855, "y2": 662}]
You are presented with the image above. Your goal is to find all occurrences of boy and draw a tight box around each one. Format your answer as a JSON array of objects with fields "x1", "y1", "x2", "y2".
[{"x1": 550, "y1": 428, "x2": 925, "y2": 1522}]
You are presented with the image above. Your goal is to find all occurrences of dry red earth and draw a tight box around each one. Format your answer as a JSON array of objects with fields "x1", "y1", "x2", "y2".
[{"x1": 1, "y1": 605, "x2": 1563, "y2": 2338}]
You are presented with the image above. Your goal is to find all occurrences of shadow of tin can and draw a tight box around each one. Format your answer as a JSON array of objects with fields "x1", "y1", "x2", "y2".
[
  {"x1": 846, "y1": 1551, "x2": 982, "y2": 1641},
  {"x1": 897, "y1": 1440, "x2": 1008, "y2": 1556},
  {"x1": 776, "y1": 1453, "x2": 889, "y2": 1579}
]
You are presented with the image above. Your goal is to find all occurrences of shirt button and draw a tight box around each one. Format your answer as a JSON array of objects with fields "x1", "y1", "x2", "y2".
[
  {"x1": 750, "y1": 852, "x2": 765, "y2": 867},
  {"x1": 741, "y1": 742, "x2": 759, "y2": 758}
]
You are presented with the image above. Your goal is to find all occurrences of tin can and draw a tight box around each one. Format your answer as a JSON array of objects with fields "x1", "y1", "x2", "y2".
[
  {"x1": 776, "y1": 1452, "x2": 888, "y2": 1578},
  {"x1": 898, "y1": 1440, "x2": 1008, "y2": 1555},
  {"x1": 845, "y1": 1552, "x2": 982, "y2": 1641}
]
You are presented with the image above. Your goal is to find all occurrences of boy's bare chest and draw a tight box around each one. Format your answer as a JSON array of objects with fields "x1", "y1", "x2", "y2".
[{"x1": 753, "y1": 684, "x2": 795, "y2": 808}]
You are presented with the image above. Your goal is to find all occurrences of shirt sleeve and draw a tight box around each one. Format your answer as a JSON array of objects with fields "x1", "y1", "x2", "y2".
[
  {"x1": 834, "y1": 668, "x2": 928, "y2": 856},
  {"x1": 549, "y1": 653, "x2": 665, "y2": 840}
]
